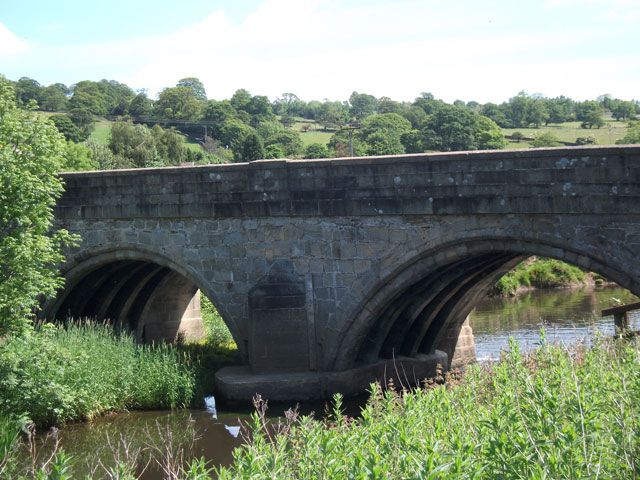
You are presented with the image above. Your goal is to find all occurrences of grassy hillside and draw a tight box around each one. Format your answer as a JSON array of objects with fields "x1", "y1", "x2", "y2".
[
  {"x1": 291, "y1": 120, "x2": 335, "y2": 147},
  {"x1": 503, "y1": 119, "x2": 628, "y2": 149}
]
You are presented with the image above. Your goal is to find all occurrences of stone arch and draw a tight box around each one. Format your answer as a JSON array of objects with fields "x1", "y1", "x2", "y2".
[
  {"x1": 43, "y1": 246, "x2": 242, "y2": 353},
  {"x1": 333, "y1": 237, "x2": 640, "y2": 371}
]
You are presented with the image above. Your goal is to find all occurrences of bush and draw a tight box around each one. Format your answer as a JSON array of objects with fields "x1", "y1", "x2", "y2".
[
  {"x1": 0, "y1": 323, "x2": 196, "y2": 427},
  {"x1": 218, "y1": 338, "x2": 640, "y2": 479},
  {"x1": 531, "y1": 132, "x2": 562, "y2": 147},
  {"x1": 493, "y1": 257, "x2": 586, "y2": 296}
]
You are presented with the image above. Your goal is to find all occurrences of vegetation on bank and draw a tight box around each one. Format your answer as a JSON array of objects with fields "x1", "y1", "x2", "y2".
[
  {"x1": 218, "y1": 337, "x2": 640, "y2": 479},
  {"x1": 492, "y1": 257, "x2": 589, "y2": 296},
  {"x1": 0, "y1": 323, "x2": 196, "y2": 427}
]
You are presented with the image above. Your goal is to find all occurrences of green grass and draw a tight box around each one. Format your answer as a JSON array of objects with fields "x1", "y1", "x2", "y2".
[
  {"x1": 291, "y1": 120, "x2": 335, "y2": 147},
  {"x1": 0, "y1": 323, "x2": 196, "y2": 427},
  {"x1": 218, "y1": 337, "x2": 640, "y2": 479},
  {"x1": 502, "y1": 119, "x2": 629, "y2": 148},
  {"x1": 493, "y1": 257, "x2": 588, "y2": 296},
  {"x1": 88, "y1": 119, "x2": 112, "y2": 144}
]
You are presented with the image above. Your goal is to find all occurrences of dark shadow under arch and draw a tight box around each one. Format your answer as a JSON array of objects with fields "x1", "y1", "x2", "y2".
[
  {"x1": 44, "y1": 248, "x2": 241, "y2": 354},
  {"x1": 333, "y1": 238, "x2": 640, "y2": 371}
]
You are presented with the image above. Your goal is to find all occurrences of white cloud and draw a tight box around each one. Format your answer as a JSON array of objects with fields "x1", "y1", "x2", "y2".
[
  {"x1": 0, "y1": 22, "x2": 30, "y2": 56},
  {"x1": 4, "y1": 0, "x2": 639, "y2": 101}
]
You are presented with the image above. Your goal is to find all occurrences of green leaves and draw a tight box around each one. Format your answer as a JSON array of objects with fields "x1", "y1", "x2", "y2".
[
  {"x1": 0, "y1": 77, "x2": 79, "y2": 335},
  {"x1": 218, "y1": 338, "x2": 640, "y2": 479}
]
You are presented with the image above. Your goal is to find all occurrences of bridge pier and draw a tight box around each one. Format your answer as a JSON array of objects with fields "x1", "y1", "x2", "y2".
[{"x1": 215, "y1": 350, "x2": 447, "y2": 402}]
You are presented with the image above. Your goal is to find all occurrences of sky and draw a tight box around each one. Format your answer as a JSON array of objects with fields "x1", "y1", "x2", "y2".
[{"x1": 1, "y1": 0, "x2": 639, "y2": 103}]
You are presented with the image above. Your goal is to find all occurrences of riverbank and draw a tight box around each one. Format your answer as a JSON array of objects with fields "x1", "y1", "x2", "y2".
[
  {"x1": 491, "y1": 257, "x2": 601, "y2": 296},
  {"x1": 0, "y1": 323, "x2": 197, "y2": 427},
  {"x1": 218, "y1": 337, "x2": 640, "y2": 479}
]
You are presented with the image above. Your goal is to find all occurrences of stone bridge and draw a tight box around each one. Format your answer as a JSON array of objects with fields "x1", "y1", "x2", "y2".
[{"x1": 47, "y1": 145, "x2": 640, "y2": 401}]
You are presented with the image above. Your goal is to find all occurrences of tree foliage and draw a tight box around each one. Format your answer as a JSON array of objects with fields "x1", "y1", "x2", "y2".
[
  {"x1": 420, "y1": 105, "x2": 506, "y2": 152},
  {"x1": 0, "y1": 78, "x2": 77, "y2": 335}
]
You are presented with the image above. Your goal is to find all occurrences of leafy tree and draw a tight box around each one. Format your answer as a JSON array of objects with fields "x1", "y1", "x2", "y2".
[
  {"x1": 236, "y1": 132, "x2": 265, "y2": 162},
  {"x1": 302, "y1": 100, "x2": 322, "y2": 120},
  {"x1": 264, "y1": 144, "x2": 286, "y2": 159},
  {"x1": 304, "y1": 143, "x2": 330, "y2": 159},
  {"x1": 151, "y1": 125, "x2": 187, "y2": 165},
  {"x1": 256, "y1": 121, "x2": 303, "y2": 156},
  {"x1": 421, "y1": 105, "x2": 506, "y2": 151},
  {"x1": 616, "y1": 122, "x2": 640, "y2": 144},
  {"x1": 14, "y1": 77, "x2": 43, "y2": 106},
  {"x1": 377, "y1": 97, "x2": 401, "y2": 114},
  {"x1": 109, "y1": 121, "x2": 158, "y2": 167},
  {"x1": 544, "y1": 96, "x2": 574, "y2": 124},
  {"x1": 155, "y1": 86, "x2": 202, "y2": 120},
  {"x1": 96, "y1": 79, "x2": 135, "y2": 115},
  {"x1": 349, "y1": 91, "x2": 378, "y2": 120},
  {"x1": 220, "y1": 119, "x2": 254, "y2": 150},
  {"x1": 69, "y1": 81, "x2": 108, "y2": 115},
  {"x1": 318, "y1": 101, "x2": 348, "y2": 130},
  {"x1": 400, "y1": 106, "x2": 428, "y2": 129},
  {"x1": 532, "y1": 132, "x2": 562, "y2": 147},
  {"x1": 246, "y1": 95, "x2": 275, "y2": 125},
  {"x1": 0, "y1": 77, "x2": 77, "y2": 335},
  {"x1": 230, "y1": 89, "x2": 252, "y2": 113},
  {"x1": 358, "y1": 113, "x2": 412, "y2": 155},
  {"x1": 481, "y1": 103, "x2": 509, "y2": 128},
  {"x1": 526, "y1": 100, "x2": 549, "y2": 128},
  {"x1": 61, "y1": 141, "x2": 96, "y2": 171},
  {"x1": 506, "y1": 92, "x2": 532, "y2": 128},
  {"x1": 413, "y1": 92, "x2": 445, "y2": 115},
  {"x1": 328, "y1": 129, "x2": 366, "y2": 157},
  {"x1": 274, "y1": 93, "x2": 305, "y2": 117},
  {"x1": 39, "y1": 83, "x2": 69, "y2": 112},
  {"x1": 203, "y1": 100, "x2": 237, "y2": 138},
  {"x1": 128, "y1": 92, "x2": 154, "y2": 117},
  {"x1": 611, "y1": 100, "x2": 636, "y2": 121},
  {"x1": 49, "y1": 114, "x2": 87, "y2": 143},
  {"x1": 108, "y1": 121, "x2": 186, "y2": 167},
  {"x1": 86, "y1": 140, "x2": 131, "y2": 170},
  {"x1": 176, "y1": 77, "x2": 207, "y2": 101},
  {"x1": 575, "y1": 101, "x2": 605, "y2": 128}
]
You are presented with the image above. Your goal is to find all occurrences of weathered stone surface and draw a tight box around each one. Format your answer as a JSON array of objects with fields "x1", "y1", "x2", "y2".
[{"x1": 48, "y1": 146, "x2": 640, "y2": 400}]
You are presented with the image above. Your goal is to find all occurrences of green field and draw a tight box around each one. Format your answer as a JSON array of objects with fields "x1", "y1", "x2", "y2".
[
  {"x1": 88, "y1": 119, "x2": 112, "y2": 144},
  {"x1": 292, "y1": 120, "x2": 335, "y2": 147},
  {"x1": 502, "y1": 119, "x2": 629, "y2": 149}
]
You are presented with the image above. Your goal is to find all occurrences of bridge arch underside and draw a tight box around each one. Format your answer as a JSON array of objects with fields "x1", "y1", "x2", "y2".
[
  {"x1": 46, "y1": 258, "x2": 206, "y2": 343},
  {"x1": 335, "y1": 239, "x2": 640, "y2": 373}
]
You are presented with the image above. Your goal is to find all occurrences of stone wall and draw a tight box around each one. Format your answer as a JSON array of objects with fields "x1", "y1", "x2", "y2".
[{"x1": 51, "y1": 146, "x2": 640, "y2": 399}]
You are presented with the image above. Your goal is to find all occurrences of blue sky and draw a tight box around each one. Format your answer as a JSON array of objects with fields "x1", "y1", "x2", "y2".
[{"x1": 1, "y1": 0, "x2": 638, "y2": 102}]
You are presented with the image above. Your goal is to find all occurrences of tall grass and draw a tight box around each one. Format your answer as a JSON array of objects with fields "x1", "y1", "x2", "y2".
[
  {"x1": 0, "y1": 322, "x2": 196, "y2": 427},
  {"x1": 218, "y1": 337, "x2": 640, "y2": 479},
  {"x1": 493, "y1": 257, "x2": 587, "y2": 296}
]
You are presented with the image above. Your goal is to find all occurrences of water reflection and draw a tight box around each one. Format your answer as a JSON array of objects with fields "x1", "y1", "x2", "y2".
[
  {"x1": 18, "y1": 410, "x2": 246, "y2": 479},
  {"x1": 470, "y1": 286, "x2": 639, "y2": 361}
]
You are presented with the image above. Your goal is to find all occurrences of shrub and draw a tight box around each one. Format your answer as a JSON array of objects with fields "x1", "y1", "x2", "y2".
[
  {"x1": 218, "y1": 338, "x2": 640, "y2": 478},
  {"x1": 0, "y1": 323, "x2": 196, "y2": 427},
  {"x1": 493, "y1": 257, "x2": 586, "y2": 296}
]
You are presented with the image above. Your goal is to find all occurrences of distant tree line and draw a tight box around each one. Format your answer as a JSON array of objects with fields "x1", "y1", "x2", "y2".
[{"x1": 4, "y1": 74, "x2": 639, "y2": 168}]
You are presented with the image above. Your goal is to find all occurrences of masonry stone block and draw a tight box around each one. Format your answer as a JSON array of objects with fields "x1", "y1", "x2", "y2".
[{"x1": 48, "y1": 146, "x2": 640, "y2": 401}]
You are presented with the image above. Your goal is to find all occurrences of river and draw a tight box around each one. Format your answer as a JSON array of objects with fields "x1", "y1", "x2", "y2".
[{"x1": 21, "y1": 286, "x2": 639, "y2": 478}]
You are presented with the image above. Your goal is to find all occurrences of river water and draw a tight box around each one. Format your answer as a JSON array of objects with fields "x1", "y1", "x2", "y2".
[{"x1": 23, "y1": 286, "x2": 639, "y2": 478}]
